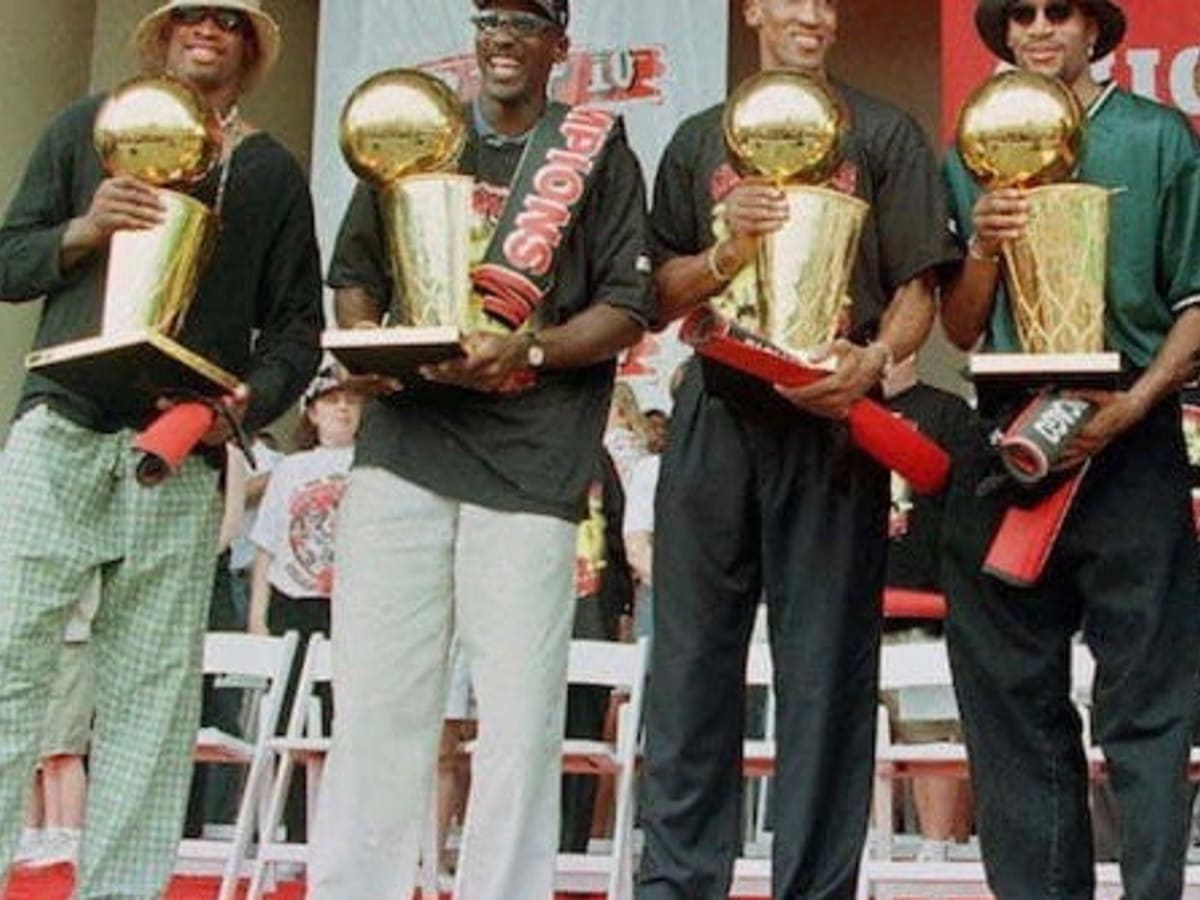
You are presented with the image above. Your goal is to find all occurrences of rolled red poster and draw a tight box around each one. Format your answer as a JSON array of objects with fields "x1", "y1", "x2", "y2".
[
  {"x1": 132, "y1": 401, "x2": 216, "y2": 487},
  {"x1": 679, "y1": 306, "x2": 951, "y2": 495}
]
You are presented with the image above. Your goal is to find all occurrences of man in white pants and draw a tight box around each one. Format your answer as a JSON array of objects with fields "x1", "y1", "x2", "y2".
[{"x1": 308, "y1": 1, "x2": 654, "y2": 896}]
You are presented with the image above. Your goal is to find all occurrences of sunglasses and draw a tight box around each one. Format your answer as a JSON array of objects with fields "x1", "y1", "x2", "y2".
[
  {"x1": 169, "y1": 6, "x2": 249, "y2": 34},
  {"x1": 470, "y1": 11, "x2": 557, "y2": 38},
  {"x1": 1007, "y1": 1, "x2": 1076, "y2": 26}
]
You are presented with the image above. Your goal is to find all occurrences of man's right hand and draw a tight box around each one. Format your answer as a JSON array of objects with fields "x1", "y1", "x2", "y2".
[
  {"x1": 61, "y1": 177, "x2": 165, "y2": 268},
  {"x1": 716, "y1": 181, "x2": 791, "y2": 273},
  {"x1": 340, "y1": 319, "x2": 404, "y2": 396},
  {"x1": 971, "y1": 188, "x2": 1029, "y2": 258}
]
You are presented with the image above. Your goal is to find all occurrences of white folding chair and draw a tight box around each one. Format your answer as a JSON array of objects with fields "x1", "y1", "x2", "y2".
[
  {"x1": 555, "y1": 636, "x2": 650, "y2": 900},
  {"x1": 731, "y1": 639, "x2": 775, "y2": 898},
  {"x1": 176, "y1": 630, "x2": 299, "y2": 900},
  {"x1": 246, "y1": 632, "x2": 333, "y2": 899}
]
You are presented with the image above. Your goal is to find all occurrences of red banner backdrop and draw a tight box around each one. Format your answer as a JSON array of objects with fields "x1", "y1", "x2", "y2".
[{"x1": 940, "y1": 0, "x2": 1200, "y2": 141}]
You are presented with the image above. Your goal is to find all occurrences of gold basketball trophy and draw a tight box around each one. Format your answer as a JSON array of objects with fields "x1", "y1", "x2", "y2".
[
  {"x1": 25, "y1": 76, "x2": 238, "y2": 418},
  {"x1": 680, "y1": 70, "x2": 950, "y2": 495},
  {"x1": 958, "y1": 69, "x2": 1120, "y2": 385},
  {"x1": 322, "y1": 68, "x2": 476, "y2": 376},
  {"x1": 710, "y1": 69, "x2": 867, "y2": 355}
]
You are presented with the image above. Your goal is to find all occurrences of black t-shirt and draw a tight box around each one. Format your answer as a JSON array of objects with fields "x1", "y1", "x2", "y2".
[
  {"x1": 650, "y1": 81, "x2": 961, "y2": 420},
  {"x1": 328, "y1": 109, "x2": 654, "y2": 522},
  {"x1": 0, "y1": 94, "x2": 324, "y2": 434}
]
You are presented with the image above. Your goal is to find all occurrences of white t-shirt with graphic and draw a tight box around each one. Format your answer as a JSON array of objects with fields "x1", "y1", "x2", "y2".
[{"x1": 250, "y1": 445, "x2": 354, "y2": 599}]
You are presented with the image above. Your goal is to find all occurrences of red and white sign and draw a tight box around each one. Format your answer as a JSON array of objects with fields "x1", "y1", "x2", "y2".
[{"x1": 940, "y1": 0, "x2": 1200, "y2": 141}]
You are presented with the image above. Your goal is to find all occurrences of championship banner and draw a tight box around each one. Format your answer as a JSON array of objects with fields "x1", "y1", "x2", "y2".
[
  {"x1": 312, "y1": 0, "x2": 727, "y2": 411},
  {"x1": 941, "y1": 0, "x2": 1200, "y2": 141}
]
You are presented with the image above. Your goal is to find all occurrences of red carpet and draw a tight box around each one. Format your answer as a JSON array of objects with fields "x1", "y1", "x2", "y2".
[{"x1": 4, "y1": 863, "x2": 616, "y2": 900}]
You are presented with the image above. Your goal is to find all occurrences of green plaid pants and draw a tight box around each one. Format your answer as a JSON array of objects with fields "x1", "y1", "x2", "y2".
[{"x1": 0, "y1": 405, "x2": 220, "y2": 899}]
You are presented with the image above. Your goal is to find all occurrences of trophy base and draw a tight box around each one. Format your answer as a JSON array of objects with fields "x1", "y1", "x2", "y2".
[
  {"x1": 26, "y1": 331, "x2": 239, "y2": 419},
  {"x1": 322, "y1": 326, "x2": 465, "y2": 378},
  {"x1": 969, "y1": 352, "x2": 1123, "y2": 389}
]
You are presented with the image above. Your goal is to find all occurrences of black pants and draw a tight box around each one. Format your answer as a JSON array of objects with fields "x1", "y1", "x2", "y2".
[
  {"x1": 942, "y1": 394, "x2": 1200, "y2": 900},
  {"x1": 267, "y1": 590, "x2": 332, "y2": 843},
  {"x1": 636, "y1": 369, "x2": 888, "y2": 900}
]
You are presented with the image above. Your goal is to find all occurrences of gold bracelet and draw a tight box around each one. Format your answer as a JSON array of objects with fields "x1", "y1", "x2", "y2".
[
  {"x1": 967, "y1": 234, "x2": 1001, "y2": 264},
  {"x1": 705, "y1": 240, "x2": 737, "y2": 283}
]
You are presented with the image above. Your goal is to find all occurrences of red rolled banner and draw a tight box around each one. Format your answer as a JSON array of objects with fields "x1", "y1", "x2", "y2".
[
  {"x1": 999, "y1": 391, "x2": 1095, "y2": 484},
  {"x1": 883, "y1": 588, "x2": 948, "y2": 621},
  {"x1": 132, "y1": 401, "x2": 216, "y2": 487},
  {"x1": 679, "y1": 306, "x2": 951, "y2": 495}
]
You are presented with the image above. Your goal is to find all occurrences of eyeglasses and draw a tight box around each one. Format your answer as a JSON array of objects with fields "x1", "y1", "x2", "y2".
[
  {"x1": 470, "y1": 11, "x2": 557, "y2": 38},
  {"x1": 169, "y1": 6, "x2": 249, "y2": 34},
  {"x1": 1007, "y1": 1, "x2": 1076, "y2": 27}
]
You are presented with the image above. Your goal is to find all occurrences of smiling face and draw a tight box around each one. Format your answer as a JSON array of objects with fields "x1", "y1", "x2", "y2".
[
  {"x1": 745, "y1": 0, "x2": 838, "y2": 76},
  {"x1": 306, "y1": 388, "x2": 363, "y2": 449},
  {"x1": 1005, "y1": 0, "x2": 1098, "y2": 85},
  {"x1": 162, "y1": 6, "x2": 257, "y2": 97},
  {"x1": 474, "y1": 0, "x2": 568, "y2": 109}
]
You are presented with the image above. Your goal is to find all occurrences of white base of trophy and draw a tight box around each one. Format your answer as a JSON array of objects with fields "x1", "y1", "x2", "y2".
[
  {"x1": 969, "y1": 352, "x2": 1123, "y2": 389},
  {"x1": 322, "y1": 326, "x2": 465, "y2": 378},
  {"x1": 26, "y1": 330, "x2": 240, "y2": 419}
]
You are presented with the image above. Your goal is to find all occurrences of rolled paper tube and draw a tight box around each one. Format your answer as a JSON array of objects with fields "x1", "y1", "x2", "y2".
[
  {"x1": 883, "y1": 588, "x2": 947, "y2": 621},
  {"x1": 998, "y1": 391, "x2": 1095, "y2": 483},
  {"x1": 679, "y1": 306, "x2": 952, "y2": 495},
  {"x1": 132, "y1": 401, "x2": 216, "y2": 487},
  {"x1": 983, "y1": 466, "x2": 1087, "y2": 587}
]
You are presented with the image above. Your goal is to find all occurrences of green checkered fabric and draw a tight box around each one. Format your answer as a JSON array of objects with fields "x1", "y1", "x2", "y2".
[{"x1": 0, "y1": 404, "x2": 221, "y2": 899}]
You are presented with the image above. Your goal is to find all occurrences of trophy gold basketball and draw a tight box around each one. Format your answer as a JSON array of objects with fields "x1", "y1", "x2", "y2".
[
  {"x1": 322, "y1": 68, "x2": 475, "y2": 376},
  {"x1": 25, "y1": 75, "x2": 237, "y2": 418},
  {"x1": 958, "y1": 69, "x2": 1119, "y2": 386},
  {"x1": 680, "y1": 70, "x2": 950, "y2": 495}
]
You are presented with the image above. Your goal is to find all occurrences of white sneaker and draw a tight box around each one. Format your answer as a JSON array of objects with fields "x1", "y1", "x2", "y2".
[
  {"x1": 915, "y1": 839, "x2": 950, "y2": 863},
  {"x1": 28, "y1": 829, "x2": 80, "y2": 868},
  {"x1": 12, "y1": 829, "x2": 44, "y2": 865}
]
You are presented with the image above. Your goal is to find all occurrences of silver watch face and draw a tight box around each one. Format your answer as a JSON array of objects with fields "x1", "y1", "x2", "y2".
[{"x1": 527, "y1": 341, "x2": 546, "y2": 368}]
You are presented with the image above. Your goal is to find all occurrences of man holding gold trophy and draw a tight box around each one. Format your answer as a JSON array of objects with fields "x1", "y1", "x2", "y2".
[
  {"x1": 0, "y1": 1, "x2": 322, "y2": 895},
  {"x1": 308, "y1": 1, "x2": 653, "y2": 897},
  {"x1": 635, "y1": 1, "x2": 960, "y2": 897},
  {"x1": 940, "y1": 1, "x2": 1200, "y2": 897}
]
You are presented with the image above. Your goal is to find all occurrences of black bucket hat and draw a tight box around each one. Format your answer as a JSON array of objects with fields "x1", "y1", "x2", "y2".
[{"x1": 975, "y1": 0, "x2": 1127, "y2": 62}]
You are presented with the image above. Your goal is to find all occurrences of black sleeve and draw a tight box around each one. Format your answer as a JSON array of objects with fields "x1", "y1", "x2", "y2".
[
  {"x1": 242, "y1": 170, "x2": 324, "y2": 432},
  {"x1": 0, "y1": 102, "x2": 90, "y2": 302},
  {"x1": 870, "y1": 113, "x2": 962, "y2": 297},
  {"x1": 649, "y1": 122, "x2": 703, "y2": 264},
  {"x1": 327, "y1": 180, "x2": 393, "y2": 309},
  {"x1": 581, "y1": 122, "x2": 655, "y2": 326}
]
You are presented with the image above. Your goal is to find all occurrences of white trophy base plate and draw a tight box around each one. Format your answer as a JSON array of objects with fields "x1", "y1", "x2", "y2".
[{"x1": 969, "y1": 352, "x2": 1123, "y2": 388}]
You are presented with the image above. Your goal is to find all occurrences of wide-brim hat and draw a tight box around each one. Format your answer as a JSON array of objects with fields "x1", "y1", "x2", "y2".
[
  {"x1": 975, "y1": 0, "x2": 1126, "y2": 63},
  {"x1": 133, "y1": 0, "x2": 281, "y2": 93}
]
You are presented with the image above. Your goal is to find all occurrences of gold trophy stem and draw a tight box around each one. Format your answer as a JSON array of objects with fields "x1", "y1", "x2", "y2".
[{"x1": 102, "y1": 188, "x2": 215, "y2": 337}]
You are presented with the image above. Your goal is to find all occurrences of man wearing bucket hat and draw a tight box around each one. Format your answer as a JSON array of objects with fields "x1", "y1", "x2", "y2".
[
  {"x1": 307, "y1": 0, "x2": 653, "y2": 897},
  {"x1": 0, "y1": 0, "x2": 321, "y2": 894},
  {"x1": 939, "y1": 2, "x2": 1200, "y2": 897}
]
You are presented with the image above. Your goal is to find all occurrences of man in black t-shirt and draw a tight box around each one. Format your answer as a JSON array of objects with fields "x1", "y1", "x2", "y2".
[
  {"x1": 0, "y1": 2, "x2": 322, "y2": 895},
  {"x1": 635, "y1": 2, "x2": 959, "y2": 896},
  {"x1": 307, "y1": 2, "x2": 653, "y2": 897}
]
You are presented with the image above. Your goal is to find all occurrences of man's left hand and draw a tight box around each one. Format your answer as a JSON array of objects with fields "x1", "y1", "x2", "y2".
[
  {"x1": 421, "y1": 331, "x2": 533, "y2": 393},
  {"x1": 200, "y1": 384, "x2": 251, "y2": 446},
  {"x1": 774, "y1": 340, "x2": 888, "y2": 419},
  {"x1": 1056, "y1": 389, "x2": 1147, "y2": 470}
]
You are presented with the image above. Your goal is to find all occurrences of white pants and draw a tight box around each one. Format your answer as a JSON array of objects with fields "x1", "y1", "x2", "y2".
[{"x1": 309, "y1": 467, "x2": 576, "y2": 899}]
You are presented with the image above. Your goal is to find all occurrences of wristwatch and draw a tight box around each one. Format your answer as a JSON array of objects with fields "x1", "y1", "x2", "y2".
[{"x1": 524, "y1": 332, "x2": 546, "y2": 370}]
